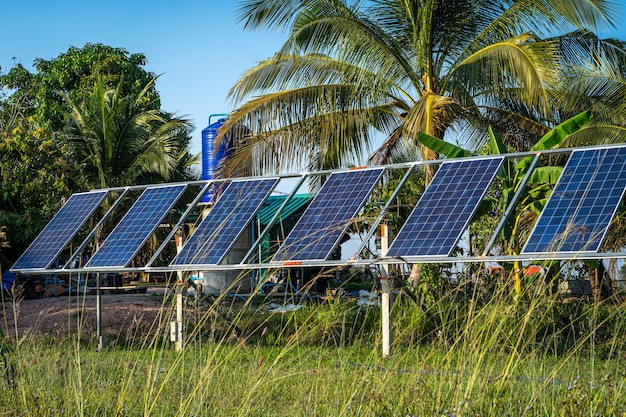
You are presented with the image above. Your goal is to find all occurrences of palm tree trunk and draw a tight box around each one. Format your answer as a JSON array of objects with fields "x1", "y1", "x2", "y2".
[
  {"x1": 589, "y1": 261, "x2": 607, "y2": 303},
  {"x1": 409, "y1": 263, "x2": 422, "y2": 288}
]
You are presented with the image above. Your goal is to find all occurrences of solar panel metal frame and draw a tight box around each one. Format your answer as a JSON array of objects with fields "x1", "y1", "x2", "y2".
[
  {"x1": 11, "y1": 190, "x2": 109, "y2": 271},
  {"x1": 85, "y1": 184, "x2": 187, "y2": 268},
  {"x1": 145, "y1": 182, "x2": 214, "y2": 268},
  {"x1": 272, "y1": 168, "x2": 385, "y2": 262},
  {"x1": 171, "y1": 178, "x2": 279, "y2": 266},
  {"x1": 386, "y1": 156, "x2": 505, "y2": 258},
  {"x1": 522, "y1": 146, "x2": 626, "y2": 255},
  {"x1": 14, "y1": 144, "x2": 626, "y2": 276}
]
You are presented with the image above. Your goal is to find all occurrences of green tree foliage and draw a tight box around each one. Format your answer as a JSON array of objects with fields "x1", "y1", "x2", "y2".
[
  {"x1": 220, "y1": 0, "x2": 617, "y2": 177},
  {"x1": 0, "y1": 44, "x2": 197, "y2": 265},
  {"x1": 364, "y1": 145, "x2": 425, "y2": 234},
  {"x1": 0, "y1": 117, "x2": 71, "y2": 259},
  {"x1": 555, "y1": 34, "x2": 626, "y2": 145},
  {"x1": 61, "y1": 77, "x2": 193, "y2": 190},
  {"x1": 3, "y1": 43, "x2": 158, "y2": 132},
  {"x1": 419, "y1": 110, "x2": 592, "y2": 253},
  {"x1": 418, "y1": 111, "x2": 593, "y2": 295}
]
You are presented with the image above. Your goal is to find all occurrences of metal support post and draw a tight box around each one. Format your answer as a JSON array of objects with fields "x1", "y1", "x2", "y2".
[
  {"x1": 96, "y1": 272, "x2": 105, "y2": 350},
  {"x1": 482, "y1": 153, "x2": 542, "y2": 256},
  {"x1": 174, "y1": 233, "x2": 185, "y2": 351},
  {"x1": 380, "y1": 224, "x2": 393, "y2": 357},
  {"x1": 175, "y1": 284, "x2": 185, "y2": 351},
  {"x1": 381, "y1": 276, "x2": 393, "y2": 358}
]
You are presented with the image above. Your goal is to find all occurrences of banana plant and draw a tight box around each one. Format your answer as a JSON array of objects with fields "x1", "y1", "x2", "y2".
[{"x1": 417, "y1": 110, "x2": 593, "y2": 295}]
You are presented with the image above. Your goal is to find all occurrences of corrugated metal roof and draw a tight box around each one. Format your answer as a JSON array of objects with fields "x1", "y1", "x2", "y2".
[{"x1": 257, "y1": 193, "x2": 314, "y2": 225}]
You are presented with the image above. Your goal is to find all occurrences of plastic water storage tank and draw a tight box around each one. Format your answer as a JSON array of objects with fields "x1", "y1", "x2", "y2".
[
  {"x1": 200, "y1": 114, "x2": 254, "y2": 294},
  {"x1": 201, "y1": 114, "x2": 234, "y2": 203}
]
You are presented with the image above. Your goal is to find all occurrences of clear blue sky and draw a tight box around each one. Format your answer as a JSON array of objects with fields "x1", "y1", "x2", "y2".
[
  {"x1": 2, "y1": 1, "x2": 626, "y2": 157},
  {"x1": 0, "y1": 0, "x2": 284, "y2": 155}
]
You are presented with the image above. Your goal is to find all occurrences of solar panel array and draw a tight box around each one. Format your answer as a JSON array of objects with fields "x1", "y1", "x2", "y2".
[
  {"x1": 387, "y1": 157, "x2": 505, "y2": 258},
  {"x1": 14, "y1": 145, "x2": 626, "y2": 272},
  {"x1": 172, "y1": 178, "x2": 278, "y2": 266},
  {"x1": 523, "y1": 147, "x2": 626, "y2": 254},
  {"x1": 11, "y1": 191, "x2": 108, "y2": 270},
  {"x1": 273, "y1": 168, "x2": 384, "y2": 262},
  {"x1": 86, "y1": 185, "x2": 187, "y2": 268}
]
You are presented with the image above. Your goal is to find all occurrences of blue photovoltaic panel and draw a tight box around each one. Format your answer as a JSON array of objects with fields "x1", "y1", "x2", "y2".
[
  {"x1": 273, "y1": 168, "x2": 384, "y2": 262},
  {"x1": 11, "y1": 191, "x2": 108, "y2": 271},
  {"x1": 387, "y1": 157, "x2": 504, "y2": 258},
  {"x1": 172, "y1": 178, "x2": 278, "y2": 266},
  {"x1": 86, "y1": 185, "x2": 187, "y2": 268},
  {"x1": 523, "y1": 146, "x2": 626, "y2": 254}
]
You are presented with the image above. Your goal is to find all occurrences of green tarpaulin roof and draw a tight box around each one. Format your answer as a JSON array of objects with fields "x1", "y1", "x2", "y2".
[{"x1": 256, "y1": 193, "x2": 314, "y2": 225}]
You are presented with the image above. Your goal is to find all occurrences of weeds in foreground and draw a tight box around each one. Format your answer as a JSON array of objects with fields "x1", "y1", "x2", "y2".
[{"x1": 0, "y1": 277, "x2": 625, "y2": 416}]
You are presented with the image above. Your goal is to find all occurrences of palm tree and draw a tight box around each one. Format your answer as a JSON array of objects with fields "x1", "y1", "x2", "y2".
[
  {"x1": 60, "y1": 77, "x2": 196, "y2": 263},
  {"x1": 61, "y1": 77, "x2": 193, "y2": 190},
  {"x1": 220, "y1": 0, "x2": 617, "y2": 178},
  {"x1": 557, "y1": 35, "x2": 626, "y2": 145}
]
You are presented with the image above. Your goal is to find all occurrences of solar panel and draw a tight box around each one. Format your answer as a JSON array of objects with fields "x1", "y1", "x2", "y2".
[
  {"x1": 273, "y1": 168, "x2": 384, "y2": 262},
  {"x1": 386, "y1": 157, "x2": 504, "y2": 258},
  {"x1": 86, "y1": 185, "x2": 187, "y2": 268},
  {"x1": 171, "y1": 178, "x2": 278, "y2": 266},
  {"x1": 11, "y1": 191, "x2": 108, "y2": 270},
  {"x1": 522, "y1": 146, "x2": 626, "y2": 254}
]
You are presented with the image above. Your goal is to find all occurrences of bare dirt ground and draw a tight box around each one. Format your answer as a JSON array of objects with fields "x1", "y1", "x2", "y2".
[{"x1": 0, "y1": 290, "x2": 171, "y2": 342}]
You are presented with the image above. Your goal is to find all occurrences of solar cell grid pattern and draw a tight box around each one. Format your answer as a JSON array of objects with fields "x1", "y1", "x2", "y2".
[
  {"x1": 11, "y1": 191, "x2": 108, "y2": 270},
  {"x1": 523, "y1": 146, "x2": 626, "y2": 254},
  {"x1": 86, "y1": 185, "x2": 187, "y2": 268},
  {"x1": 273, "y1": 168, "x2": 384, "y2": 262},
  {"x1": 387, "y1": 157, "x2": 505, "y2": 258},
  {"x1": 172, "y1": 178, "x2": 278, "y2": 265}
]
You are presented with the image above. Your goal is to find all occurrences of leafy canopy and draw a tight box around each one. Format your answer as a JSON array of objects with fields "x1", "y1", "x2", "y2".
[{"x1": 219, "y1": 0, "x2": 617, "y2": 176}]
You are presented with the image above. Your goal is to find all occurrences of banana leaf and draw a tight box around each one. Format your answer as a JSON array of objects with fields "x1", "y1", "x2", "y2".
[
  {"x1": 515, "y1": 110, "x2": 592, "y2": 172},
  {"x1": 527, "y1": 166, "x2": 563, "y2": 184},
  {"x1": 488, "y1": 126, "x2": 508, "y2": 155},
  {"x1": 417, "y1": 132, "x2": 474, "y2": 159}
]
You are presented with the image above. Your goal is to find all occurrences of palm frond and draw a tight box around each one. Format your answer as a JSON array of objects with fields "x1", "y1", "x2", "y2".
[
  {"x1": 451, "y1": 34, "x2": 560, "y2": 118},
  {"x1": 230, "y1": 0, "x2": 622, "y2": 175}
]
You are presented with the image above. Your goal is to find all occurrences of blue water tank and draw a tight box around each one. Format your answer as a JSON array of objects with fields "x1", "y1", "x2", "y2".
[{"x1": 201, "y1": 114, "x2": 237, "y2": 202}]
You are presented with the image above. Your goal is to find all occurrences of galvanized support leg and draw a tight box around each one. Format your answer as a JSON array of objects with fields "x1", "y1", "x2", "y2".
[
  {"x1": 380, "y1": 224, "x2": 393, "y2": 357},
  {"x1": 381, "y1": 276, "x2": 393, "y2": 357},
  {"x1": 174, "y1": 236, "x2": 185, "y2": 351},
  {"x1": 96, "y1": 273, "x2": 106, "y2": 351},
  {"x1": 175, "y1": 282, "x2": 185, "y2": 351}
]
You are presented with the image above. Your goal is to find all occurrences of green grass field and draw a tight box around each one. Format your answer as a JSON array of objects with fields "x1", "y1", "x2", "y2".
[{"x1": 1, "y1": 284, "x2": 625, "y2": 416}]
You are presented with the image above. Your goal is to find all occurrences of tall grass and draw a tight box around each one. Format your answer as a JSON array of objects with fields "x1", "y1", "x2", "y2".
[{"x1": 1, "y1": 276, "x2": 625, "y2": 416}]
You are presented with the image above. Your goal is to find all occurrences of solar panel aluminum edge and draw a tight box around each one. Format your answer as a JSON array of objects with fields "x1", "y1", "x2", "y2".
[
  {"x1": 522, "y1": 146, "x2": 626, "y2": 255},
  {"x1": 272, "y1": 168, "x2": 385, "y2": 262},
  {"x1": 171, "y1": 178, "x2": 279, "y2": 266},
  {"x1": 85, "y1": 184, "x2": 187, "y2": 268},
  {"x1": 11, "y1": 190, "x2": 109, "y2": 271},
  {"x1": 386, "y1": 157, "x2": 505, "y2": 258}
]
